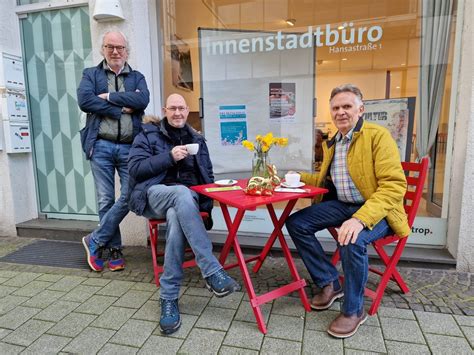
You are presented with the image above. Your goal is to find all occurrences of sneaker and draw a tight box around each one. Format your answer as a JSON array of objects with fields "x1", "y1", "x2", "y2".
[
  {"x1": 205, "y1": 268, "x2": 240, "y2": 297},
  {"x1": 82, "y1": 234, "x2": 105, "y2": 272},
  {"x1": 108, "y1": 248, "x2": 125, "y2": 272},
  {"x1": 160, "y1": 298, "x2": 181, "y2": 335}
]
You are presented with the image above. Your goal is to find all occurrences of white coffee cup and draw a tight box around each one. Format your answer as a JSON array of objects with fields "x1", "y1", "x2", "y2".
[
  {"x1": 185, "y1": 143, "x2": 199, "y2": 155},
  {"x1": 285, "y1": 172, "x2": 301, "y2": 187}
]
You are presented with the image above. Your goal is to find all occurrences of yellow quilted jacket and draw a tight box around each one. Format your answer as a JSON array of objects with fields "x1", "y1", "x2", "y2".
[{"x1": 301, "y1": 119, "x2": 411, "y2": 237}]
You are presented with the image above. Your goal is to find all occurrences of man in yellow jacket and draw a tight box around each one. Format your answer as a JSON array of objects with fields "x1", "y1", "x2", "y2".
[{"x1": 286, "y1": 84, "x2": 410, "y2": 339}]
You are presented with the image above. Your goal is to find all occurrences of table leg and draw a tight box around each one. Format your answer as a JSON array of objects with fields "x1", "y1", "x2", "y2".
[
  {"x1": 253, "y1": 200, "x2": 297, "y2": 273},
  {"x1": 218, "y1": 205, "x2": 244, "y2": 265}
]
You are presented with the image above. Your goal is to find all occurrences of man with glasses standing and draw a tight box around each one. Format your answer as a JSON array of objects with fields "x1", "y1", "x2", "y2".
[
  {"x1": 77, "y1": 31, "x2": 149, "y2": 272},
  {"x1": 128, "y1": 94, "x2": 240, "y2": 335}
]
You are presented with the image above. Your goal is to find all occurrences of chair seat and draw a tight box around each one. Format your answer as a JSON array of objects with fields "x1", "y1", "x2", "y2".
[{"x1": 148, "y1": 212, "x2": 209, "y2": 287}]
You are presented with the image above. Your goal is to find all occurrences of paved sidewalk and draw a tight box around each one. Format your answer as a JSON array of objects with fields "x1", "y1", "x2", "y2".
[{"x1": 0, "y1": 236, "x2": 472, "y2": 354}]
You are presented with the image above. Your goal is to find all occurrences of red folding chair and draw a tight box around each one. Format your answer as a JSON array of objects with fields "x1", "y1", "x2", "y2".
[
  {"x1": 148, "y1": 212, "x2": 209, "y2": 287},
  {"x1": 329, "y1": 157, "x2": 429, "y2": 315}
]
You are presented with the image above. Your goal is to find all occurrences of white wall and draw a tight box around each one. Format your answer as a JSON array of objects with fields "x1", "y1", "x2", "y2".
[
  {"x1": 0, "y1": 0, "x2": 38, "y2": 237},
  {"x1": 451, "y1": 0, "x2": 473, "y2": 272}
]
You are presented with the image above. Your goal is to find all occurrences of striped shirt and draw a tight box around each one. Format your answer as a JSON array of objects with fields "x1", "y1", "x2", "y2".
[{"x1": 330, "y1": 129, "x2": 365, "y2": 204}]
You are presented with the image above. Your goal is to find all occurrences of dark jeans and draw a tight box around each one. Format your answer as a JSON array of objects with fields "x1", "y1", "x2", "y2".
[{"x1": 285, "y1": 200, "x2": 392, "y2": 316}]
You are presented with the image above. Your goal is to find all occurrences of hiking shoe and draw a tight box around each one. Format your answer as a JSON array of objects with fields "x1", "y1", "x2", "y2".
[
  {"x1": 108, "y1": 248, "x2": 125, "y2": 271},
  {"x1": 205, "y1": 268, "x2": 240, "y2": 297},
  {"x1": 82, "y1": 234, "x2": 105, "y2": 272},
  {"x1": 160, "y1": 298, "x2": 181, "y2": 335}
]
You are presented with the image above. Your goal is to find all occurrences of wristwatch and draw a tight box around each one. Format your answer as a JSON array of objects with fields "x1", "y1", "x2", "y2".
[{"x1": 355, "y1": 218, "x2": 366, "y2": 229}]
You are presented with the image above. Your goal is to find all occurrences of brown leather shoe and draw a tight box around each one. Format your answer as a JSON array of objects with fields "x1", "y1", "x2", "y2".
[
  {"x1": 310, "y1": 283, "x2": 344, "y2": 310},
  {"x1": 327, "y1": 312, "x2": 368, "y2": 338}
]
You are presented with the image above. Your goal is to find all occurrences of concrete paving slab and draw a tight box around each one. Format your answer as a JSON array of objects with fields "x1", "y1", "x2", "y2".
[
  {"x1": 22, "y1": 289, "x2": 65, "y2": 308},
  {"x1": 132, "y1": 300, "x2": 160, "y2": 322},
  {"x1": 113, "y1": 290, "x2": 153, "y2": 309},
  {"x1": 414, "y1": 311, "x2": 463, "y2": 336},
  {"x1": 0, "y1": 270, "x2": 19, "y2": 278},
  {"x1": 98, "y1": 343, "x2": 138, "y2": 354},
  {"x1": 0, "y1": 328, "x2": 12, "y2": 340},
  {"x1": 378, "y1": 306, "x2": 416, "y2": 320},
  {"x1": 0, "y1": 305, "x2": 40, "y2": 329},
  {"x1": 96, "y1": 280, "x2": 136, "y2": 297},
  {"x1": 22, "y1": 334, "x2": 71, "y2": 354},
  {"x1": 159, "y1": 314, "x2": 198, "y2": 339},
  {"x1": 196, "y1": 306, "x2": 236, "y2": 331},
  {"x1": 305, "y1": 309, "x2": 340, "y2": 332},
  {"x1": 460, "y1": 325, "x2": 474, "y2": 348},
  {"x1": 0, "y1": 341, "x2": 24, "y2": 354},
  {"x1": 380, "y1": 317, "x2": 426, "y2": 344},
  {"x1": 266, "y1": 314, "x2": 304, "y2": 341},
  {"x1": 219, "y1": 345, "x2": 259, "y2": 354},
  {"x1": 234, "y1": 301, "x2": 272, "y2": 324},
  {"x1": 208, "y1": 291, "x2": 244, "y2": 309},
  {"x1": 47, "y1": 276, "x2": 86, "y2": 292},
  {"x1": 260, "y1": 337, "x2": 301, "y2": 354},
  {"x1": 344, "y1": 349, "x2": 382, "y2": 354},
  {"x1": 47, "y1": 312, "x2": 96, "y2": 337},
  {"x1": 180, "y1": 294, "x2": 210, "y2": 316},
  {"x1": 385, "y1": 340, "x2": 432, "y2": 354},
  {"x1": 138, "y1": 334, "x2": 183, "y2": 354},
  {"x1": 75, "y1": 294, "x2": 118, "y2": 315},
  {"x1": 94, "y1": 306, "x2": 137, "y2": 330},
  {"x1": 302, "y1": 329, "x2": 343, "y2": 354},
  {"x1": 0, "y1": 295, "x2": 29, "y2": 315},
  {"x1": 425, "y1": 333, "x2": 473, "y2": 354},
  {"x1": 62, "y1": 327, "x2": 115, "y2": 354},
  {"x1": 271, "y1": 296, "x2": 307, "y2": 317},
  {"x1": 185, "y1": 286, "x2": 213, "y2": 297},
  {"x1": 454, "y1": 314, "x2": 474, "y2": 327},
  {"x1": 33, "y1": 300, "x2": 80, "y2": 322},
  {"x1": 60, "y1": 284, "x2": 102, "y2": 302},
  {"x1": 82, "y1": 278, "x2": 112, "y2": 287},
  {"x1": 223, "y1": 321, "x2": 264, "y2": 350},
  {"x1": 343, "y1": 325, "x2": 386, "y2": 353},
  {"x1": 179, "y1": 328, "x2": 226, "y2": 354},
  {"x1": 0, "y1": 285, "x2": 18, "y2": 298},
  {"x1": 2, "y1": 272, "x2": 40, "y2": 287},
  {"x1": 35, "y1": 273, "x2": 64, "y2": 283},
  {"x1": 131, "y1": 282, "x2": 157, "y2": 292},
  {"x1": 2, "y1": 319, "x2": 54, "y2": 346},
  {"x1": 109, "y1": 319, "x2": 157, "y2": 347},
  {"x1": 12, "y1": 280, "x2": 52, "y2": 297}
]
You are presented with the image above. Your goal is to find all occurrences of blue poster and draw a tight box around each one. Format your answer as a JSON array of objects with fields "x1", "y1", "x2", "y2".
[{"x1": 219, "y1": 105, "x2": 247, "y2": 146}]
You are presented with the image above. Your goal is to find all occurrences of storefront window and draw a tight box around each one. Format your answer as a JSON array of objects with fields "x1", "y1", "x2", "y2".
[{"x1": 160, "y1": 0, "x2": 458, "y2": 246}]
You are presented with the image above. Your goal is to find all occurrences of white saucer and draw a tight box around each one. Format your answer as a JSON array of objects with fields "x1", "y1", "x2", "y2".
[
  {"x1": 281, "y1": 181, "x2": 305, "y2": 188},
  {"x1": 215, "y1": 179, "x2": 238, "y2": 186}
]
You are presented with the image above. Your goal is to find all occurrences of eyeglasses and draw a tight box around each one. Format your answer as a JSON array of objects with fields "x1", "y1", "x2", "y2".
[
  {"x1": 103, "y1": 45, "x2": 127, "y2": 54},
  {"x1": 166, "y1": 106, "x2": 188, "y2": 112}
]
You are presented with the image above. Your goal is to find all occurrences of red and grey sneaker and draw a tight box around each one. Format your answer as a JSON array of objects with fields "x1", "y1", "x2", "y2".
[
  {"x1": 109, "y1": 248, "x2": 125, "y2": 271},
  {"x1": 82, "y1": 234, "x2": 105, "y2": 272}
]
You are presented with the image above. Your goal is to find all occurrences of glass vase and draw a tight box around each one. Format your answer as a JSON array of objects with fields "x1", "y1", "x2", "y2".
[{"x1": 252, "y1": 152, "x2": 270, "y2": 178}]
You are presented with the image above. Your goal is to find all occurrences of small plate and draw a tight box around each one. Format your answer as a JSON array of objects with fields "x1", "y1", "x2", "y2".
[
  {"x1": 215, "y1": 179, "x2": 238, "y2": 186},
  {"x1": 281, "y1": 181, "x2": 305, "y2": 188}
]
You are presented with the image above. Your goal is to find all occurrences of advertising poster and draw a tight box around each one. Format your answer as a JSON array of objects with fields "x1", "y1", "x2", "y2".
[
  {"x1": 219, "y1": 105, "x2": 247, "y2": 146},
  {"x1": 364, "y1": 97, "x2": 415, "y2": 161},
  {"x1": 269, "y1": 83, "x2": 296, "y2": 121}
]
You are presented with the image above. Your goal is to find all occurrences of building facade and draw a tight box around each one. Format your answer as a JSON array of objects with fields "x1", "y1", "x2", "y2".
[{"x1": 0, "y1": 0, "x2": 472, "y2": 271}]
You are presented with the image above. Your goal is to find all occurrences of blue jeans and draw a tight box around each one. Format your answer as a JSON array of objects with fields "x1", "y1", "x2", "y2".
[
  {"x1": 89, "y1": 139, "x2": 131, "y2": 249},
  {"x1": 285, "y1": 200, "x2": 392, "y2": 316},
  {"x1": 143, "y1": 184, "x2": 222, "y2": 300}
]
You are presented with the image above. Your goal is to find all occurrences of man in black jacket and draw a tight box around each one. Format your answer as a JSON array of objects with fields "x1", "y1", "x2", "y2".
[{"x1": 128, "y1": 94, "x2": 239, "y2": 335}]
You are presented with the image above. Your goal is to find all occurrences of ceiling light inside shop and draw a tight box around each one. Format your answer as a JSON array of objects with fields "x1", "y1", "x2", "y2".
[
  {"x1": 341, "y1": 58, "x2": 347, "y2": 61},
  {"x1": 286, "y1": 18, "x2": 296, "y2": 26},
  {"x1": 338, "y1": 25, "x2": 345, "y2": 30}
]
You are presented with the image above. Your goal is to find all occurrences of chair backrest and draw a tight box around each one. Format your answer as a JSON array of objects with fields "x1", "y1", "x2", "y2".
[{"x1": 401, "y1": 157, "x2": 429, "y2": 227}]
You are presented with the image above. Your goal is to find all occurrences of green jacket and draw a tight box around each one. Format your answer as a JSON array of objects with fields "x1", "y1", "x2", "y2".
[{"x1": 301, "y1": 118, "x2": 411, "y2": 237}]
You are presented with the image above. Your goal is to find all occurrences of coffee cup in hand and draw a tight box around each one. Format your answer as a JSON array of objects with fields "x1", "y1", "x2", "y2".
[
  {"x1": 284, "y1": 172, "x2": 301, "y2": 187},
  {"x1": 185, "y1": 143, "x2": 199, "y2": 155}
]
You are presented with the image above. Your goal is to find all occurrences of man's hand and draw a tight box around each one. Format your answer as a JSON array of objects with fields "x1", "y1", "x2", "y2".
[
  {"x1": 171, "y1": 145, "x2": 188, "y2": 161},
  {"x1": 122, "y1": 107, "x2": 133, "y2": 113},
  {"x1": 337, "y1": 217, "x2": 364, "y2": 246},
  {"x1": 98, "y1": 93, "x2": 108, "y2": 100}
]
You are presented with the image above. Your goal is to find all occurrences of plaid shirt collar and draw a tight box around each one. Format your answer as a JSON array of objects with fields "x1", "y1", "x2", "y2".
[{"x1": 335, "y1": 128, "x2": 355, "y2": 143}]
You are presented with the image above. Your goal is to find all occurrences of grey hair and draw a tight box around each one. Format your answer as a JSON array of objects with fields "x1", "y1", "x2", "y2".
[
  {"x1": 330, "y1": 84, "x2": 363, "y2": 106},
  {"x1": 100, "y1": 30, "x2": 130, "y2": 56}
]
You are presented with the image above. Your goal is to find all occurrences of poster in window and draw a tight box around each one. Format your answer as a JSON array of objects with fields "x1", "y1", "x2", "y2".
[
  {"x1": 364, "y1": 97, "x2": 416, "y2": 161},
  {"x1": 269, "y1": 83, "x2": 296, "y2": 121},
  {"x1": 219, "y1": 105, "x2": 247, "y2": 146},
  {"x1": 171, "y1": 35, "x2": 193, "y2": 91}
]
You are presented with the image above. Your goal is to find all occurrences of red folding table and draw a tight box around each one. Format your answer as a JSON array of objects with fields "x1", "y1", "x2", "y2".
[{"x1": 191, "y1": 180, "x2": 327, "y2": 333}]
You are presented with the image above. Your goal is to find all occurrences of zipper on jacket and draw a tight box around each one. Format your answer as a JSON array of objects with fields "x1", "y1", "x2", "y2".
[{"x1": 115, "y1": 75, "x2": 121, "y2": 143}]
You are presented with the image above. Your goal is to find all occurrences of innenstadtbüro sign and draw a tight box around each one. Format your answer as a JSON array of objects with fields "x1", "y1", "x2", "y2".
[{"x1": 205, "y1": 23, "x2": 383, "y2": 55}]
